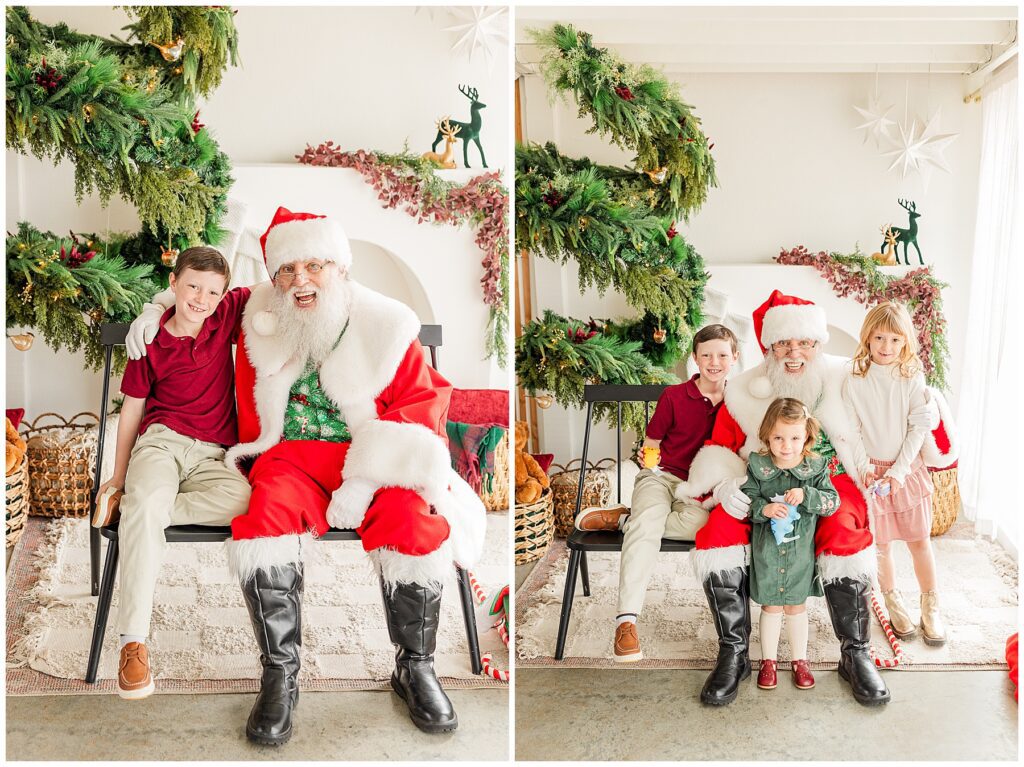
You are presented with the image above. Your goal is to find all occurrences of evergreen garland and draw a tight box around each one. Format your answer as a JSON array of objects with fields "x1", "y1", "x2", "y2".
[
  {"x1": 6, "y1": 223, "x2": 158, "y2": 371},
  {"x1": 516, "y1": 310, "x2": 679, "y2": 433},
  {"x1": 777, "y1": 246, "x2": 951, "y2": 390},
  {"x1": 529, "y1": 23, "x2": 717, "y2": 220},
  {"x1": 6, "y1": 5, "x2": 237, "y2": 261},
  {"x1": 6, "y1": 6, "x2": 238, "y2": 371}
]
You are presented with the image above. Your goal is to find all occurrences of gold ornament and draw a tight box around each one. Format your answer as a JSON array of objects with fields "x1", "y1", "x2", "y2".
[
  {"x1": 161, "y1": 247, "x2": 179, "y2": 267},
  {"x1": 172, "y1": 66, "x2": 183, "y2": 76},
  {"x1": 152, "y1": 38, "x2": 185, "y2": 62},
  {"x1": 8, "y1": 332, "x2": 35, "y2": 351},
  {"x1": 83, "y1": 104, "x2": 94, "y2": 122},
  {"x1": 535, "y1": 393, "x2": 554, "y2": 409},
  {"x1": 644, "y1": 166, "x2": 668, "y2": 184},
  {"x1": 653, "y1": 328, "x2": 667, "y2": 344}
]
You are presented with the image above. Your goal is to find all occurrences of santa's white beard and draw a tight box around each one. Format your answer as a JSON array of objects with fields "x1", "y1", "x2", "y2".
[
  {"x1": 764, "y1": 353, "x2": 826, "y2": 407},
  {"x1": 270, "y1": 275, "x2": 352, "y2": 365}
]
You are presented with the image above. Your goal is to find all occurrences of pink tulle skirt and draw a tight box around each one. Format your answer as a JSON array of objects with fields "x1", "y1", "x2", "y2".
[{"x1": 869, "y1": 456, "x2": 934, "y2": 546}]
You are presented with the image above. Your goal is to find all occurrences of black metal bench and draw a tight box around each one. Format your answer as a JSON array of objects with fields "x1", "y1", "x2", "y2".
[
  {"x1": 86, "y1": 321, "x2": 482, "y2": 683},
  {"x1": 554, "y1": 384, "x2": 697, "y2": 660}
]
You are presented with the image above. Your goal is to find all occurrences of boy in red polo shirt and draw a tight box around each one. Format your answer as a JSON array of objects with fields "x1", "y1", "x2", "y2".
[
  {"x1": 93, "y1": 248, "x2": 252, "y2": 699},
  {"x1": 575, "y1": 324, "x2": 739, "y2": 661}
]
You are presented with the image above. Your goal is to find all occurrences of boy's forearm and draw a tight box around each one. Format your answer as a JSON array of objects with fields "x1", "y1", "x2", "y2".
[{"x1": 111, "y1": 401, "x2": 145, "y2": 484}]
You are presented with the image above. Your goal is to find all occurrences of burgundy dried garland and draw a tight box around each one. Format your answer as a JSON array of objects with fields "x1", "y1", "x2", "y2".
[
  {"x1": 296, "y1": 143, "x2": 508, "y2": 315},
  {"x1": 776, "y1": 245, "x2": 949, "y2": 386}
]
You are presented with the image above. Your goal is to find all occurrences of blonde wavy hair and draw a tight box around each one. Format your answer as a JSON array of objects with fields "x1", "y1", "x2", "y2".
[
  {"x1": 757, "y1": 397, "x2": 820, "y2": 459},
  {"x1": 852, "y1": 302, "x2": 922, "y2": 379}
]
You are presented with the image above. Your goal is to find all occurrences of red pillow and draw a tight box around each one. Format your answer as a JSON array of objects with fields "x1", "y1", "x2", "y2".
[
  {"x1": 449, "y1": 389, "x2": 508, "y2": 428},
  {"x1": 533, "y1": 453, "x2": 554, "y2": 474},
  {"x1": 6, "y1": 408, "x2": 25, "y2": 430}
]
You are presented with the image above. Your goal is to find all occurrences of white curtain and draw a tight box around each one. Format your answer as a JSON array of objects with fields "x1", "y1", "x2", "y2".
[{"x1": 956, "y1": 67, "x2": 1020, "y2": 554}]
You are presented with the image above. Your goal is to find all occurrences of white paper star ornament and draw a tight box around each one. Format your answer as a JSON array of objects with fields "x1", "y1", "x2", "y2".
[
  {"x1": 883, "y1": 119, "x2": 930, "y2": 179},
  {"x1": 443, "y1": 6, "x2": 508, "y2": 68},
  {"x1": 853, "y1": 94, "x2": 897, "y2": 148}
]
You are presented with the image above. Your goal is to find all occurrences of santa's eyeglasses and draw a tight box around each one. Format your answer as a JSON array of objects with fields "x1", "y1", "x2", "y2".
[
  {"x1": 274, "y1": 260, "x2": 332, "y2": 282},
  {"x1": 771, "y1": 340, "x2": 818, "y2": 351}
]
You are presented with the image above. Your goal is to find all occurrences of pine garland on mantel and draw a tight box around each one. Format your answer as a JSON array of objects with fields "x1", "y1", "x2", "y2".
[
  {"x1": 776, "y1": 245, "x2": 951, "y2": 390},
  {"x1": 296, "y1": 143, "x2": 509, "y2": 365}
]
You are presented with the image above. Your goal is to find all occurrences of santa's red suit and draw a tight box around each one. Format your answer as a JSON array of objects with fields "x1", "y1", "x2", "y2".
[{"x1": 223, "y1": 277, "x2": 486, "y2": 587}]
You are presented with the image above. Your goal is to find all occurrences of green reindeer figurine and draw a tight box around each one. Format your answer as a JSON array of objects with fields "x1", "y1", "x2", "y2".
[
  {"x1": 431, "y1": 84, "x2": 487, "y2": 168},
  {"x1": 881, "y1": 198, "x2": 923, "y2": 265}
]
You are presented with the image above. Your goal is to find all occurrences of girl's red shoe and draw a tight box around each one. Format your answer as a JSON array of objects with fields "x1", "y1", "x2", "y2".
[
  {"x1": 757, "y1": 659, "x2": 778, "y2": 689},
  {"x1": 792, "y1": 659, "x2": 815, "y2": 689}
]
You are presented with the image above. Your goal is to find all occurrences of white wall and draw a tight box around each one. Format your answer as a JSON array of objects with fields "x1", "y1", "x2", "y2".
[
  {"x1": 6, "y1": 6, "x2": 510, "y2": 420},
  {"x1": 520, "y1": 71, "x2": 983, "y2": 463}
]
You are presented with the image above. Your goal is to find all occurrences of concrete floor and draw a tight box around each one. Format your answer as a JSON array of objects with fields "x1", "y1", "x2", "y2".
[
  {"x1": 514, "y1": 562, "x2": 1019, "y2": 762},
  {"x1": 6, "y1": 688, "x2": 509, "y2": 761}
]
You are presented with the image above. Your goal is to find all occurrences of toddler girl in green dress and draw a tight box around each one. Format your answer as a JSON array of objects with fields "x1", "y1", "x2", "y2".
[{"x1": 741, "y1": 397, "x2": 839, "y2": 691}]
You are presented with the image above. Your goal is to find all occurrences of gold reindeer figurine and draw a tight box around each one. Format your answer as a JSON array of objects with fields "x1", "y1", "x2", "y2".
[
  {"x1": 871, "y1": 225, "x2": 899, "y2": 266},
  {"x1": 421, "y1": 118, "x2": 462, "y2": 169}
]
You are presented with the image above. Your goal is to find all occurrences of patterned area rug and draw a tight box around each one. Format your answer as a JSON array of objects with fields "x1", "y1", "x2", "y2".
[
  {"x1": 516, "y1": 525, "x2": 1017, "y2": 670},
  {"x1": 7, "y1": 514, "x2": 508, "y2": 695}
]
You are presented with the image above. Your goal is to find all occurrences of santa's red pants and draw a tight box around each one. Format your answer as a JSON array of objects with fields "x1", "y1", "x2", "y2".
[
  {"x1": 231, "y1": 440, "x2": 451, "y2": 556},
  {"x1": 694, "y1": 472, "x2": 873, "y2": 557}
]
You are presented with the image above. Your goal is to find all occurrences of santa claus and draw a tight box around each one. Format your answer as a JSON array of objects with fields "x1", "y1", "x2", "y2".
[
  {"x1": 676, "y1": 290, "x2": 956, "y2": 707},
  {"x1": 128, "y1": 207, "x2": 486, "y2": 743}
]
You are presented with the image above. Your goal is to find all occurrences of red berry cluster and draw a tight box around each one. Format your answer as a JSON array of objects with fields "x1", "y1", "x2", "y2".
[
  {"x1": 666, "y1": 224, "x2": 677, "y2": 241},
  {"x1": 566, "y1": 326, "x2": 597, "y2": 344},
  {"x1": 613, "y1": 84, "x2": 635, "y2": 101},
  {"x1": 541, "y1": 186, "x2": 564, "y2": 209},
  {"x1": 34, "y1": 58, "x2": 63, "y2": 93},
  {"x1": 191, "y1": 110, "x2": 205, "y2": 135},
  {"x1": 59, "y1": 245, "x2": 96, "y2": 269}
]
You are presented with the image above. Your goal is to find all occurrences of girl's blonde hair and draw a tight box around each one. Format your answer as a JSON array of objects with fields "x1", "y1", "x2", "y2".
[
  {"x1": 852, "y1": 302, "x2": 921, "y2": 379},
  {"x1": 757, "y1": 397, "x2": 820, "y2": 459}
]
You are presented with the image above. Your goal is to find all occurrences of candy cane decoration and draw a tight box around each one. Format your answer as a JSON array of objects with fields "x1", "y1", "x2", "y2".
[
  {"x1": 469, "y1": 570, "x2": 511, "y2": 681},
  {"x1": 869, "y1": 590, "x2": 904, "y2": 668}
]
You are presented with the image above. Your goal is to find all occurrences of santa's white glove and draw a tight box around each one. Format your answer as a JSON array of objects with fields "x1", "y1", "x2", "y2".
[
  {"x1": 909, "y1": 396, "x2": 939, "y2": 431},
  {"x1": 126, "y1": 288, "x2": 174, "y2": 359},
  {"x1": 326, "y1": 477, "x2": 378, "y2": 530},
  {"x1": 714, "y1": 476, "x2": 752, "y2": 520}
]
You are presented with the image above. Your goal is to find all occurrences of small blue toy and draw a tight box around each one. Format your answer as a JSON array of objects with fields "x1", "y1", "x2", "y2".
[
  {"x1": 769, "y1": 494, "x2": 801, "y2": 545},
  {"x1": 871, "y1": 480, "x2": 891, "y2": 497}
]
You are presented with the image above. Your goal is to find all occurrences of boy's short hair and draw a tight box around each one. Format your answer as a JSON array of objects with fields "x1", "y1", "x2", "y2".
[
  {"x1": 691, "y1": 324, "x2": 739, "y2": 356},
  {"x1": 172, "y1": 246, "x2": 230, "y2": 287}
]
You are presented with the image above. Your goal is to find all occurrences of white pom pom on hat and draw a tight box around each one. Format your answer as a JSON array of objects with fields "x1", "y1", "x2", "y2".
[{"x1": 252, "y1": 309, "x2": 278, "y2": 337}]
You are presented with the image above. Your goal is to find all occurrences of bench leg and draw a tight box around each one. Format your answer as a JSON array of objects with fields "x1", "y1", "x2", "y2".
[
  {"x1": 455, "y1": 565, "x2": 483, "y2": 675},
  {"x1": 89, "y1": 525, "x2": 101, "y2": 597},
  {"x1": 86, "y1": 536, "x2": 119, "y2": 684},
  {"x1": 555, "y1": 549, "x2": 582, "y2": 660},
  {"x1": 580, "y1": 551, "x2": 591, "y2": 597}
]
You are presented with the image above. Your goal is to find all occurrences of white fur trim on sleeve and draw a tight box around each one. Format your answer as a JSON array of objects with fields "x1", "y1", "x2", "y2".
[
  {"x1": 920, "y1": 388, "x2": 959, "y2": 468},
  {"x1": 675, "y1": 445, "x2": 747, "y2": 500},
  {"x1": 343, "y1": 419, "x2": 451, "y2": 493},
  {"x1": 426, "y1": 471, "x2": 487, "y2": 569}
]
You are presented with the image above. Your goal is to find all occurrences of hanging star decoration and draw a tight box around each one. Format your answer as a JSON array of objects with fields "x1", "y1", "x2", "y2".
[
  {"x1": 853, "y1": 92, "x2": 897, "y2": 148},
  {"x1": 443, "y1": 6, "x2": 508, "y2": 68},
  {"x1": 882, "y1": 118, "x2": 930, "y2": 179},
  {"x1": 915, "y1": 108, "x2": 958, "y2": 174}
]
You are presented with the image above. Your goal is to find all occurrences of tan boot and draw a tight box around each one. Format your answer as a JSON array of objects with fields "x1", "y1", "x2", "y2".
[
  {"x1": 920, "y1": 591, "x2": 947, "y2": 646},
  {"x1": 881, "y1": 589, "x2": 918, "y2": 640}
]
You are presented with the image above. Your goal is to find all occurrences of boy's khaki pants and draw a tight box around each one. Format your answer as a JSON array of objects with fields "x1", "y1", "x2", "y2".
[
  {"x1": 617, "y1": 468, "x2": 709, "y2": 617},
  {"x1": 117, "y1": 425, "x2": 251, "y2": 637}
]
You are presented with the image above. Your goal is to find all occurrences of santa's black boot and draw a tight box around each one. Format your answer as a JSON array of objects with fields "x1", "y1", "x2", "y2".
[
  {"x1": 383, "y1": 581, "x2": 458, "y2": 733},
  {"x1": 824, "y1": 577, "x2": 891, "y2": 706},
  {"x1": 700, "y1": 566, "x2": 752, "y2": 706},
  {"x1": 240, "y1": 563, "x2": 303, "y2": 745}
]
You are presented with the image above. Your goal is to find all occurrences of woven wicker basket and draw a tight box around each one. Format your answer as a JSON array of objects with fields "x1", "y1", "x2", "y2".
[
  {"x1": 22, "y1": 412, "x2": 99, "y2": 518},
  {"x1": 549, "y1": 458, "x2": 614, "y2": 538},
  {"x1": 515, "y1": 487, "x2": 554, "y2": 565},
  {"x1": 930, "y1": 466, "x2": 961, "y2": 536},
  {"x1": 6, "y1": 453, "x2": 29, "y2": 546},
  {"x1": 480, "y1": 430, "x2": 510, "y2": 512}
]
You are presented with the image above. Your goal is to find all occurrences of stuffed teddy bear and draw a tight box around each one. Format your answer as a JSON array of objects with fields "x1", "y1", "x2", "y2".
[
  {"x1": 6, "y1": 417, "x2": 27, "y2": 475},
  {"x1": 515, "y1": 421, "x2": 549, "y2": 504}
]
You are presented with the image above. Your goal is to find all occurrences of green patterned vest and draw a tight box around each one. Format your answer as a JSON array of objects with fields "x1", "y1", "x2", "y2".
[{"x1": 282, "y1": 362, "x2": 352, "y2": 443}]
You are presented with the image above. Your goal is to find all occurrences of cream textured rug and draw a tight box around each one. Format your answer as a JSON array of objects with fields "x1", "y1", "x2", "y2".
[
  {"x1": 7, "y1": 514, "x2": 508, "y2": 695},
  {"x1": 516, "y1": 525, "x2": 1016, "y2": 670}
]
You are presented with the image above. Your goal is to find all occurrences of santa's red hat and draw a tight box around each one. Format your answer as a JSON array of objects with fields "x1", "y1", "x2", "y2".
[
  {"x1": 752, "y1": 289, "x2": 829, "y2": 355},
  {"x1": 260, "y1": 206, "x2": 352, "y2": 278}
]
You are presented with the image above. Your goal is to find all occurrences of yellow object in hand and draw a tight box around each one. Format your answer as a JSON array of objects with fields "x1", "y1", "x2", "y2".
[{"x1": 642, "y1": 446, "x2": 661, "y2": 469}]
